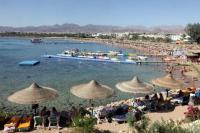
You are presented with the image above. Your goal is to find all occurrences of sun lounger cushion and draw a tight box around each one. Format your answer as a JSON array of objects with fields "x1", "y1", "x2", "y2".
[
  {"x1": 4, "y1": 115, "x2": 22, "y2": 132},
  {"x1": 18, "y1": 116, "x2": 32, "y2": 132},
  {"x1": 112, "y1": 114, "x2": 127, "y2": 122}
]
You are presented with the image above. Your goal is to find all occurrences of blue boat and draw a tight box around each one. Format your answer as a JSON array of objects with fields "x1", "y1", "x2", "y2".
[{"x1": 31, "y1": 38, "x2": 43, "y2": 43}]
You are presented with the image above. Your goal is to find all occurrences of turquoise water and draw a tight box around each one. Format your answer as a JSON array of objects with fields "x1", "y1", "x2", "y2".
[{"x1": 0, "y1": 37, "x2": 165, "y2": 111}]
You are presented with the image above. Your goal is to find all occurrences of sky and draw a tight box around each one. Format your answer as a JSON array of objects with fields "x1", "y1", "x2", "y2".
[{"x1": 0, "y1": 0, "x2": 200, "y2": 27}]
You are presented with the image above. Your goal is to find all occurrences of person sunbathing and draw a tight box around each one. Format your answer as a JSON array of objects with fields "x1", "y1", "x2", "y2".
[
  {"x1": 133, "y1": 99, "x2": 145, "y2": 108},
  {"x1": 145, "y1": 95, "x2": 150, "y2": 100},
  {"x1": 177, "y1": 90, "x2": 184, "y2": 97},
  {"x1": 158, "y1": 93, "x2": 164, "y2": 103},
  {"x1": 151, "y1": 94, "x2": 158, "y2": 101}
]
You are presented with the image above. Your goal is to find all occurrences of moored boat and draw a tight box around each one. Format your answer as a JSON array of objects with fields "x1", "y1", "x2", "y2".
[
  {"x1": 31, "y1": 38, "x2": 43, "y2": 43},
  {"x1": 137, "y1": 56, "x2": 148, "y2": 60}
]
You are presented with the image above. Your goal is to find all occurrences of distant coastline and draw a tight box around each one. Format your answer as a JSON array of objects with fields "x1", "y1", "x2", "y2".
[{"x1": 0, "y1": 34, "x2": 198, "y2": 57}]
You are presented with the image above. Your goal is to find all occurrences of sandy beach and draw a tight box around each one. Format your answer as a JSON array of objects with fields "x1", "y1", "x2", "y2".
[
  {"x1": 0, "y1": 105, "x2": 189, "y2": 133},
  {"x1": 68, "y1": 37, "x2": 200, "y2": 57}
]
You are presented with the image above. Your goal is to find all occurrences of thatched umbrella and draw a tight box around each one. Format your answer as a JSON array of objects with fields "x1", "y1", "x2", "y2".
[
  {"x1": 8, "y1": 83, "x2": 58, "y2": 113},
  {"x1": 70, "y1": 80, "x2": 114, "y2": 100},
  {"x1": 151, "y1": 74, "x2": 185, "y2": 96},
  {"x1": 70, "y1": 80, "x2": 114, "y2": 114},
  {"x1": 8, "y1": 83, "x2": 58, "y2": 104},
  {"x1": 116, "y1": 76, "x2": 154, "y2": 94}
]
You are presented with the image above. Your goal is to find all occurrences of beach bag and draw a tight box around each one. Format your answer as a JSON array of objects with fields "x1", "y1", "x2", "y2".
[{"x1": 195, "y1": 90, "x2": 200, "y2": 97}]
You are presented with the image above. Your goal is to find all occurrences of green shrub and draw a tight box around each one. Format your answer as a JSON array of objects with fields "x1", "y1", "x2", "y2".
[
  {"x1": 186, "y1": 120, "x2": 200, "y2": 133},
  {"x1": 0, "y1": 111, "x2": 17, "y2": 129},
  {"x1": 184, "y1": 105, "x2": 200, "y2": 122},
  {"x1": 127, "y1": 114, "x2": 149, "y2": 133},
  {"x1": 72, "y1": 115, "x2": 97, "y2": 133},
  {"x1": 149, "y1": 119, "x2": 189, "y2": 133}
]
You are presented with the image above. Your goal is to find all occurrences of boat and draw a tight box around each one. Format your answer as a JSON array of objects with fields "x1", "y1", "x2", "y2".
[
  {"x1": 31, "y1": 38, "x2": 43, "y2": 43},
  {"x1": 41, "y1": 49, "x2": 140, "y2": 64},
  {"x1": 111, "y1": 58, "x2": 119, "y2": 61},
  {"x1": 57, "y1": 53, "x2": 72, "y2": 57},
  {"x1": 87, "y1": 56, "x2": 95, "y2": 59},
  {"x1": 125, "y1": 59, "x2": 135, "y2": 62},
  {"x1": 108, "y1": 51, "x2": 119, "y2": 56},
  {"x1": 97, "y1": 56, "x2": 110, "y2": 60},
  {"x1": 137, "y1": 56, "x2": 148, "y2": 60},
  {"x1": 117, "y1": 53, "x2": 124, "y2": 56}
]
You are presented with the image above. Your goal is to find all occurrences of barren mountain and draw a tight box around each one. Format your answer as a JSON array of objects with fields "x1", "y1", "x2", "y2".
[{"x1": 0, "y1": 23, "x2": 185, "y2": 34}]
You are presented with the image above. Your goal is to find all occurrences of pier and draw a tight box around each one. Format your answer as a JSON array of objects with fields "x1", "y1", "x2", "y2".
[
  {"x1": 136, "y1": 61, "x2": 167, "y2": 65},
  {"x1": 42, "y1": 54, "x2": 168, "y2": 65}
]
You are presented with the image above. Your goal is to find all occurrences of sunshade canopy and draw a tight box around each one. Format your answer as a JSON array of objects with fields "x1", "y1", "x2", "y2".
[
  {"x1": 8, "y1": 83, "x2": 58, "y2": 104},
  {"x1": 70, "y1": 80, "x2": 114, "y2": 100},
  {"x1": 116, "y1": 76, "x2": 154, "y2": 94},
  {"x1": 151, "y1": 74, "x2": 185, "y2": 89}
]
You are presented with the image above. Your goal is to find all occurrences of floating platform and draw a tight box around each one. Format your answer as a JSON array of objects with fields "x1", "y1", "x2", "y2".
[
  {"x1": 42, "y1": 55, "x2": 137, "y2": 64},
  {"x1": 19, "y1": 60, "x2": 40, "y2": 66}
]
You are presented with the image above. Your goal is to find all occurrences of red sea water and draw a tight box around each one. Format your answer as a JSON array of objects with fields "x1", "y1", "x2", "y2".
[{"x1": 0, "y1": 37, "x2": 165, "y2": 111}]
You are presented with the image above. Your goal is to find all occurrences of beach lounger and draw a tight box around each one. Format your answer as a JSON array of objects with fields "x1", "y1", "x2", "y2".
[
  {"x1": 182, "y1": 95, "x2": 190, "y2": 105},
  {"x1": 94, "y1": 107, "x2": 115, "y2": 123},
  {"x1": 4, "y1": 115, "x2": 22, "y2": 132},
  {"x1": 34, "y1": 116, "x2": 43, "y2": 129},
  {"x1": 112, "y1": 114, "x2": 127, "y2": 123},
  {"x1": 17, "y1": 115, "x2": 33, "y2": 132},
  {"x1": 48, "y1": 116, "x2": 59, "y2": 129}
]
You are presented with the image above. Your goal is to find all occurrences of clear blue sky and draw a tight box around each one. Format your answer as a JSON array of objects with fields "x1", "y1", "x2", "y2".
[{"x1": 0, "y1": 0, "x2": 200, "y2": 27}]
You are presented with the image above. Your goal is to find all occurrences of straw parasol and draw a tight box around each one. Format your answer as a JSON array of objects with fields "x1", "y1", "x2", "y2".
[
  {"x1": 151, "y1": 74, "x2": 185, "y2": 90},
  {"x1": 8, "y1": 83, "x2": 59, "y2": 105},
  {"x1": 70, "y1": 80, "x2": 114, "y2": 100},
  {"x1": 70, "y1": 80, "x2": 114, "y2": 115},
  {"x1": 116, "y1": 76, "x2": 154, "y2": 94}
]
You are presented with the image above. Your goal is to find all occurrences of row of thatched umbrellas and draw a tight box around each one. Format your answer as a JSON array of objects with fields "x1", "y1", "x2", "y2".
[{"x1": 7, "y1": 74, "x2": 185, "y2": 112}]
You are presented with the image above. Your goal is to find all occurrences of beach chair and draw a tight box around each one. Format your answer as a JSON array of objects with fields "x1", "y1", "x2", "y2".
[
  {"x1": 48, "y1": 116, "x2": 59, "y2": 129},
  {"x1": 17, "y1": 115, "x2": 33, "y2": 132},
  {"x1": 59, "y1": 111, "x2": 71, "y2": 127},
  {"x1": 112, "y1": 114, "x2": 127, "y2": 124},
  {"x1": 93, "y1": 106, "x2": 114, "y2": 123},
  {"x1": 182, "y1": 95, "x2": 190, "y2": 105},
  {"x1": 4, "y1": 115, "x2": 22, "y2": 132},
  {"x1": 33, "y1": 116, "x2": 43, "y2": 129}
]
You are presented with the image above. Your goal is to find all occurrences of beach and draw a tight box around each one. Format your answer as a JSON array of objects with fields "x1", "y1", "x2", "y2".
[{"x1": 1, "y1": 37, "x2": 200, "y2": 133}]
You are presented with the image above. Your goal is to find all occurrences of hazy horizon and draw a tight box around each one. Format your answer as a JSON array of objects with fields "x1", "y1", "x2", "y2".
[
  {"x1": 0, "y1": 0, "x2": 200, "y2": 27},
  {"x1": 0, "y1": 23, "x2": 186, "y2": 28}
]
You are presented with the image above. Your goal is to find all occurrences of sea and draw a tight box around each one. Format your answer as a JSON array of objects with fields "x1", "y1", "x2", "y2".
[{"x1": 0, "y1": 37, "x2": 165, "y2": 111}]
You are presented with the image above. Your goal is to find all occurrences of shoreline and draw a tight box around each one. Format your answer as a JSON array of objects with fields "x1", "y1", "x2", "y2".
[{"x1": 1, "y1": 37, "x2": 200, "y2": 132}]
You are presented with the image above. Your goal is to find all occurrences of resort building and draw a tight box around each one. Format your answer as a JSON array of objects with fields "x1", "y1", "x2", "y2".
[{"x1": 138, "y1": 33, "x2": 166, "y2": 39}]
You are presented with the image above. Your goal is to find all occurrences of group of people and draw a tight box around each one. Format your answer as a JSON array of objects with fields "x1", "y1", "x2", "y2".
[{"x1": 133, "y1": 92, "x2": 171, "y2": 112}]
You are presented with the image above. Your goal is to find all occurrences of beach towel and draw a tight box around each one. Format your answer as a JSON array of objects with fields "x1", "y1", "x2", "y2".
[{"x1": 195, "y1": 90, "x2": 200, "y2": 97}]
